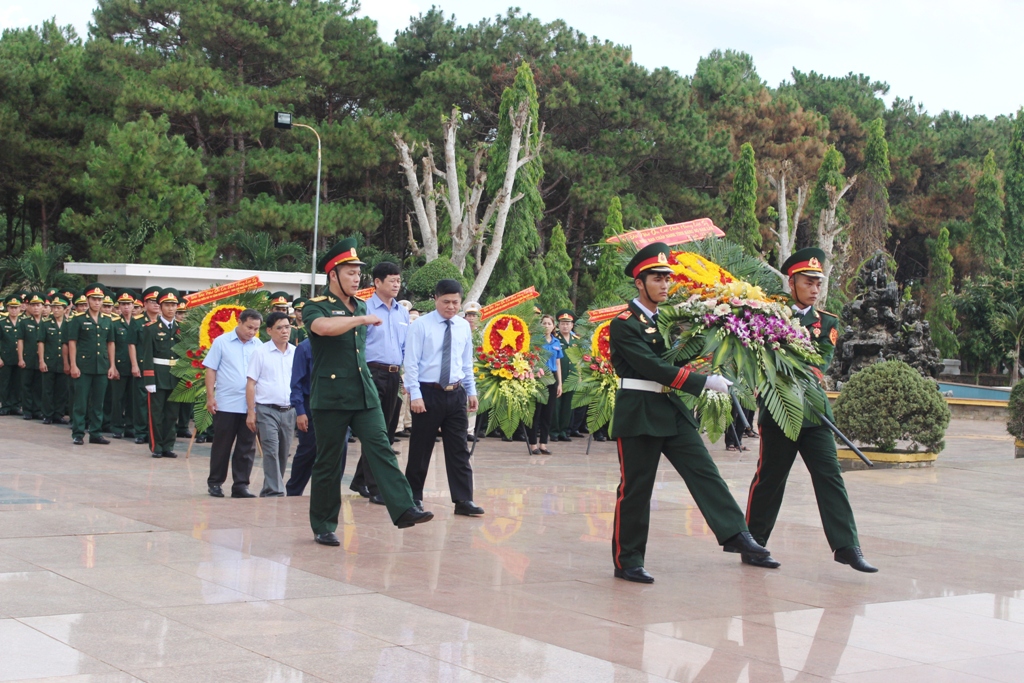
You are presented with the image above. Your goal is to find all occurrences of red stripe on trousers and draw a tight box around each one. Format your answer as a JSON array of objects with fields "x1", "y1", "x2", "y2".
[
  {"x1": 745, "y1": 424, "x2": 765, "y2": 524},
  {"x1": 613, "y1": 437, "x2": 627, "y2": 569}
]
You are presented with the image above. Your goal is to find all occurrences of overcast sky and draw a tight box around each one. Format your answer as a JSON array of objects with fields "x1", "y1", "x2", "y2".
[{"x1": 5, "y1": 0, "x2": 1020, "y2": 119}]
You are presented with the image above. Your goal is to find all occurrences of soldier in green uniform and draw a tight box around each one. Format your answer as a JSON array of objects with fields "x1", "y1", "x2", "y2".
[
  {"x1": 609, "y1": 242, "x2": 770, "y2": 583},
  {"x1": 130, "y1": 286, "x2": 161, "y2": 445},
  {"x1": 304, "y1": 238, "x2": 433, "y2": 545},
  {"x1": 551, "y1": 309, "x2": 583, "y2": 442},
  {"x1": 140, "y1": 288, "x2": 182, "y2": 459},
  {"x1": 108, "y1": 291, "x2": 137, "y2": 439},
  {"x1": 38, "y1": 295, "x2": 70, "y2": 424},
  {"x1": 67, "y1": 283, "x2": 117, "y2": 445},
  {"x1": 291, "y1": 297, "x2": 308, "y2": 345},
  {"x1": 743, "y1": 248, "x2": 877, "y2": 573},
  {"x1": 0, "y1": 294, "x2": 23, "y2": 415},
  {"x1": 16, "y1": 291, "x2": 47, "y2": 419}
]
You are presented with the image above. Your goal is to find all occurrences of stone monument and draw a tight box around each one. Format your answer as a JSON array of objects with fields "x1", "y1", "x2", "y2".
[{"x1": 829, "y1": 253, "x2": 943, "y2": 385}]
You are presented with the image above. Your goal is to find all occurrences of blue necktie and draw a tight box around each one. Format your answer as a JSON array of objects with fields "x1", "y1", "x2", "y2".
[{"x1": 439, "y1": 320, "x2": 452, "y2": 386}]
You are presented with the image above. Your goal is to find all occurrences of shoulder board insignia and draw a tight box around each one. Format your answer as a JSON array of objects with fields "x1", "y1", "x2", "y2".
[
  {"x1": 820, "y1": 310, "x2": 838, "y2": 319},
  {"x1": 310, "y1": 296, "x2": 327, "y2": 302},
  {"x1": 143, "y1": 320, "x2": 156, "y2": 327},
  {"x1": 616, "y1": 310, "x2": 632, "y2": 320}
]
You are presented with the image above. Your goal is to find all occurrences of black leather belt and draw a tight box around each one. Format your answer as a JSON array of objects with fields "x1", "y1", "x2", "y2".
[
  {"x1": 421, "y1": 381, "x2": 462, "y2": 392},
  {"x1": 368, "y1": 362, "x2": 401, "y2": 373},
  {"x1": 257, "y1": 403, "x2": 294, "y2": 412}
]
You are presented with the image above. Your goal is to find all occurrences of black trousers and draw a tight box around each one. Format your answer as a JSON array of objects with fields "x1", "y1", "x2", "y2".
[
  {"x1": 406, "y1": 384, "x2": 474, "y2": 502},
  {"x1": 207, "y1": 411, "x2": 256, "y2": 491},
  {"x1": 352, "y1": 366, "x2": 401, "y2": 495},
  {"x1": 528, "y1": 383, "x2": 558, "y2": 445}
]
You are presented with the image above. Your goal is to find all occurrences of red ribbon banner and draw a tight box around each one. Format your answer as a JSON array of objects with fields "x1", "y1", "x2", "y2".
[
  {"x1": 586, "y1": 304, "x2": 628, "y2": 323},
  {"x1": 479, "y1": 287, "x2": 540, "y2": 320},
  {"x1": 605, "y1": 218, "x2": 725, "y2": 249},
  {"x1": 183, "y1": 276, "x2": 264, "y2": 309},
  {"x1": 355, "y1": 287, "x2": 375, "y2": 301}
]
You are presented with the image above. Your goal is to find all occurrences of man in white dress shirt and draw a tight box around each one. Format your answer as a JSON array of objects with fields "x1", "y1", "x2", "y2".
[{"x1": 247, "y1": 311, "x2": 296, "y2": 497}]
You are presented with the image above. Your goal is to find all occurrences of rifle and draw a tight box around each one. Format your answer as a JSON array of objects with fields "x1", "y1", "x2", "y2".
[{"x1": 812, "y1": 408, "x2": 874, "y2": 467}]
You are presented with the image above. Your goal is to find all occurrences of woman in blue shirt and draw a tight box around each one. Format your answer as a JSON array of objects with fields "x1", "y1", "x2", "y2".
[{"x1": 528, "y1": 314, "x2": 563, "y2": 454}]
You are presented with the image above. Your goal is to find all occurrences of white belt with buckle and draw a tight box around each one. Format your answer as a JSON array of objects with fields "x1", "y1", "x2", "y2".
[
  {"x1": 153, "y1": 358, "x2": 177, "y2": 366},
  {"x1": 618, "y1": 378, "x2": 672, "y2": 394}
]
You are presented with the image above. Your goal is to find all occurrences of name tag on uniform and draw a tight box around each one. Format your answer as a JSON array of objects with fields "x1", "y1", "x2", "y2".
[{"x1": 332, "y1": 311, "x2": 347, "y2": 316}]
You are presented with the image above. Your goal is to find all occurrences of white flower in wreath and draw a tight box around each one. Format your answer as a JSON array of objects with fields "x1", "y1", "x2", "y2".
[
  {"x1": 703, "y1": 298, "x2": 718, "y2": 309},
  {"x1": 713, "y1": 303, "x2": 731, "y2": 316}
]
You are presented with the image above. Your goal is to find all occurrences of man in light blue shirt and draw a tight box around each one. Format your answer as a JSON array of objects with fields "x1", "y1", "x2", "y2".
[
  {"x1": 404, "y1": 279, "x2": 483, "y2": 517},
  {"x1": 351, "y1": 262, "x2": 410, "y2": 503},
  {"x1": 203, "y1": 309, "x2": 263, "y2": 498}
]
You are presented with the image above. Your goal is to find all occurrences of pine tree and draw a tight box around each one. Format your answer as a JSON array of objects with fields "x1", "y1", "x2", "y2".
[
  {"x1": 539, "y1": 223, "x2": 573, "y2": 313},
  {"x1": 925, "y1": 225, "x2": 959, "y2": 358},
  {"x1": 727, "y1": 142, "x2": 760, "y2": 255},
  {"x1": 849, "y1": 117, "x2": 892, "y2": 267},
  {"x1": 972, "y1": 150, "x2": 1006, "y2": 271},
  {"x1": 487, "y1": 62, "x2": 543, "y2": 295},
  {"x1": 594, "y1": 196, "x2": 624, "y2": 301},
  {"x1": 1004, "y1": 110, "x2": 1024, "y2": 262}
]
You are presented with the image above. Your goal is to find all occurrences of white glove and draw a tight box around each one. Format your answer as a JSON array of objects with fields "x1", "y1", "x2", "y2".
[
  {"x1": 145, "y1": 385, "x2": 156, "y2": 394},
  {"x1": 704, "y1": 374, "x2": 733, "y2": 394}
]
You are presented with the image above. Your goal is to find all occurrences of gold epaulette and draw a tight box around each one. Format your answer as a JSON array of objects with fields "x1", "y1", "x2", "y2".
[
  {"x1": 133, "y1": 314, "x2": 144, "y2": 320},
  {"x1": 820, "y1": 310, "x2": 838, "y2": 319},
  {"x1": 309, "y1": 295, "x2": 328, "y2": 302}
]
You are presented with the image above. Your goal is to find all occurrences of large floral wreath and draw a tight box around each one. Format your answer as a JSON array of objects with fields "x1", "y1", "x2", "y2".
[
  {"x1": 474, "y1": 313, "x2": 554, "y2": 438},
  {"x1": 564, "y1": 320, "x2": 618, "y2": 433}
]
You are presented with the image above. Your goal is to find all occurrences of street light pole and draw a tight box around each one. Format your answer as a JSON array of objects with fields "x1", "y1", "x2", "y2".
[{"x1": 274, "y1": 112, "x2": 321, "y2": 297}]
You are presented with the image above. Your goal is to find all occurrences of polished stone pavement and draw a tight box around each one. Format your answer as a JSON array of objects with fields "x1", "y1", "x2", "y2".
[{"x1": 1, "y1": 416, "x2": 1023, "y2": 682}]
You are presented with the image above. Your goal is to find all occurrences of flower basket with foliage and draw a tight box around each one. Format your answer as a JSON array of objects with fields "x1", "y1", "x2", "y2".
[
  {"x1": 833, "y1": 360, "x2": 950, "y2": 453},
  {"x1": 563, "y1": 320, "x2": 617, "y2": 433},
  {"x1": 168, "y1": 291, "x2": 269, "y2": 434},
  {"x1": 474, "y1": 309, "x2": 554, "y2": 438},
  {"x1": 657, "y1": 252, "x2": 827, "y2": 441}
]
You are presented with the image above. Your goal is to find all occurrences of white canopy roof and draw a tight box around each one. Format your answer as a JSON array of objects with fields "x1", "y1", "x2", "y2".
[{"x1": 63, "y1": 263, "x2": 325, "y2": 298}]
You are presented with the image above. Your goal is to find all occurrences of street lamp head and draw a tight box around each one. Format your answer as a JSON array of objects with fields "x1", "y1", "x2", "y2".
[{"x1": 274, "y1": 111, "x2": 293, "y2": 129}]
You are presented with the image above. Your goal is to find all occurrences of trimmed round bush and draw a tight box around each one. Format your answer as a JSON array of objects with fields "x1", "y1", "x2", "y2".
[
  {"x1": 833, "y1": 360, "x2": 950, "y2": 453},
  {"x1": 1006, "y1": 381, "x2": 1024, "y2": 440},
  {"x1": 405, "y1": 258, "x2": 468, "y2": 301}
]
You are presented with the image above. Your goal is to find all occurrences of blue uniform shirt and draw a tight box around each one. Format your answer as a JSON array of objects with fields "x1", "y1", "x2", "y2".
[
  {"x1": 540, "y1": 334, "x2": 563, "y2": 372},
  {"x1": 404, "y1": 310, "x2": 476, "y2": 401},
  {"x1": 364, "y1": 293, "x2": 409, "y2": 365},
  {"x1": 202, "y1": 328, "x2": 262, "y2": 414},
  {"x1": 290, "y1": 338, "x2": 313, "y2": 416}
]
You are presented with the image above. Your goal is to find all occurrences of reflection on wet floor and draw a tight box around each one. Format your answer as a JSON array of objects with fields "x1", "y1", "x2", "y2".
[{"x1": 0, "y1": 417, "x2": 1022, "y2": 682}]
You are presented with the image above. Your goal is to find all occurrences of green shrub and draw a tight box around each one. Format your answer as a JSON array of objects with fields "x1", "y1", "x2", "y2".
[
  {"x1": 1007, "y1": 382, "x2": 1024, "y2": 439},
  {"x1": 833, "y1": 360, "x2": 950, "y2": 453},
  {"x1": 405, "y1": 258, "x2": 468, "y2": 301}
]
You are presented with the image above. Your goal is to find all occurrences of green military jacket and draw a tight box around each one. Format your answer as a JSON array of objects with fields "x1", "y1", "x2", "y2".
[
  {"x1": 140, "y1": 319, "x2": 180, "y2": 390},
  {"x1": 66, "y1": 312, "x2": 115, "y2": 375},
  {"x1": 290, "y1": 326, "x2": 307, "y2": 346},
  {"x1": 38, "y1": 317, "x2": 67, "y2": 372},
  {"x1": 0, "y1": 314, "x2": 19, "y2": 365},
  {"x1": 17, "y1": 316, "x2": 44, "y2": 370},
  {"x1": 303, "y1": 291, "x2": 379, "y2": 412},
  {"x1": 758, "y1": 300, "x2": 840, "y2": 429},
  {"x1": 608, "y1": 300, "x2": 708, "y2": 439},
  {"x1": 111, "y1": 315, "x2": 133, "y2": 374},
  {"x1": 556, "y1": 331, "x2": 583, "y2": 380}
]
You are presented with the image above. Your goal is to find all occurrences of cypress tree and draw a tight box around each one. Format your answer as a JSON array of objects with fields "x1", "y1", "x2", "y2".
[
  {"x1": 727, "y1": 142, "x2": 760, "y2": 255},
  {"x1": 972, "y1": 150, "x2": 1006, "y2": 271},
  {"x1": 594, "y1": 196, "x2": 624, "y2": 300},
  {"x1": 925, "y1": 225, "x2": 959, "y2": 357},
  {"x1": 539, "y1": 223, "x2": 573, "y2": 313},
  {"x1": 487, "y1": 62, "x2": 543, "y2": 295},
  {"x1": 1004, "y1": 110, "x2": 1024, "y2": 262}
]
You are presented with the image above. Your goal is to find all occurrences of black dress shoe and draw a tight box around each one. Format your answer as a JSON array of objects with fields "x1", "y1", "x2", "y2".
[
  {"x1": 111, "y1": 433, "x2": 124, "y2": 439},
  {"x1": 722, "y1": 531, "x2": 770, "y2": 557},
  {"x1": 53, "y1": 417, "x2": 68, "y2": 425},
  {"x1": 454, "y1": 501, "x2": 485, "y2": 516},
  {"x1": 72, "y1": 436, "x2": 84, "y2": 445},
  {"x1": 151, "y1": 451, "x2": 162, "y2": 458},
  {"x1": 593, "y1": 433, "x2": 608, "y2": 442},
  {"x1": 208, "y1": 485, "x2": 224, "y2": 498},
  {"x1": 195, "y1": 435, "x2": 207, "y2": 444},
  {"x1": 350, "y1": 484, "x2": 371, "y2": 498},
  {"x1": 231, "y1": 488, "x2": 257, "y2": 498},
  {"x1": 742, "y1": 552, "x2": 781, "y2": 569},
  {"x1": 23, "y1": 414, "x2": 34, "y2": 420},
  {"x1": 89, "y1": 436, "x2": 111, "y2": 445},
  {"x1": 466, "y1": 434, "x2": 478, "y2": 442},
  {"x1": 177, "y1": 430, "x2": 192, "y2": 438},
  {"x1": 414, "y1": 499, "x2": 422, "y2": 507},
  {"x1": 369, "y1": 494, "x2": 386, "y2": 505},
  {"x1": 395, "y1": 429, "x2": 410, "y2": 438},
  {"x1": 42, "y1": 418, "x2": 52, "y2": 425},
  {"x1": 614, "y1": 566, "x2": 654, "y2": 583},
  {"x1": 569, "y1": 430, "x2": 583, "y2": 438},
  {"x1": 162, "y1": 451, "x2": 178, "y2": 459},
  {"x1": 314, "y1": 532, "x2": 341, "y2": 546},
  {"x1": 134, "y1": 436, "x2": 149, "y2": 444},
  {"x1": 559, "y1": 434, "x2": 572, "y2": 442},
  {"x1": 395, "y1": 506, "x2": 434, "y2": 528},
  {"x1": 348, "y1": 435, "x2": 356, "y2": 443},
  {"x1": 834, "y1": 546, "x2": 878, "y2": 573}
]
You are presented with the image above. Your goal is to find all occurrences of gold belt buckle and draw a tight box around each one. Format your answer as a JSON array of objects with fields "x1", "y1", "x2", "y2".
[{"x1": 661, "y1": 385, "x2": 672, "y2": 394}]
